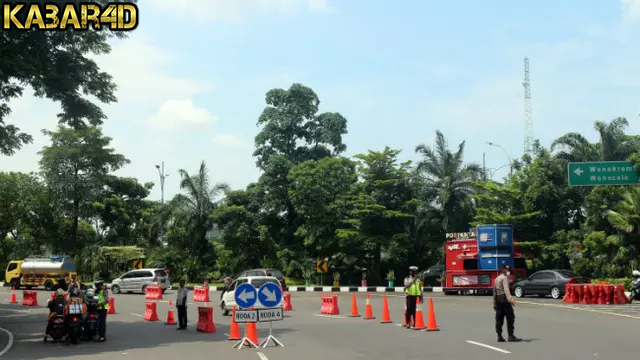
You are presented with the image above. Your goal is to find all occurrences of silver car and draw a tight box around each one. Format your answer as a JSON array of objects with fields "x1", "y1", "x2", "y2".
[{"x1": 110, "y1": 268, "x2": 170, "y2": 294}]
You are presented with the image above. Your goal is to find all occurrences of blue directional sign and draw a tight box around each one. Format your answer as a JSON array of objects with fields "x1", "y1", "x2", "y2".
[
  {"x1": 234, "y1": 283, "x2": 257, "y2": 309},
  {"x1": 258, "y1": 282, "x2": 283, "y2": 308}
]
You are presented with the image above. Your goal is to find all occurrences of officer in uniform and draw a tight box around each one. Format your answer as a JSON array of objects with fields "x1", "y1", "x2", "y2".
[
  {"x1": 493, "y1": 265, "x2": 521, "y2": 342},
  {"x1": 94, "y1": 280, "x2": 109, "y2": 342},
  {"x1": 404, "y1": 266, "x2": 423, "y2": 328}
]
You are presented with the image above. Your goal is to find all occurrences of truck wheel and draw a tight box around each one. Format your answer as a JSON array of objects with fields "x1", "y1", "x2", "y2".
[{"x1": 44, "y1": 280, "x2": 54, "y2": 291}]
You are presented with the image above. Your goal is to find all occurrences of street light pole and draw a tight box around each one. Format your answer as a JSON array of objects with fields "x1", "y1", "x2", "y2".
[
  {"x1": 486, "y1": 142, "x2": 513, "y2": 176},
  {"x1": 483, "y1": 152, "x2": 486, "y2": 181},
  {"x1": 155, "y1": 162, "x2": 169, "y2": 245}
]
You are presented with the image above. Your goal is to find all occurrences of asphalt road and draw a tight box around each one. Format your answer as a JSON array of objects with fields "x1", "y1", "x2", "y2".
[{"x1": 0, "y1": 288, "x2": 638, "y2": 360}]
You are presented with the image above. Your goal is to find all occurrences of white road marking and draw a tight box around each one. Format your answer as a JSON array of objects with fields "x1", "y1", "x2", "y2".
[
  {"x1": 257, "y1": 352, "x2": 269, "y2": 360},
  {"x1": 0, "y1": 327, "x2": 14, "y2": 357},
  {"x1": 224, "y1": 333, "x2": 230, "y2": 337},
  {"x1": 312, "y1": 314, "x2": 347, "y2": 319},
  {"x1": 129, "y1": 313, "x2": 144, "y2": 318},
  {"x1": 466, "y1": 340, "x2": 510, "y2": 354}
]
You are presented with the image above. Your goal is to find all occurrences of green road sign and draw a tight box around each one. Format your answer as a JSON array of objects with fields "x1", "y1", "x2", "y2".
[{"x1": 568, "y1": 161, "x2": 639, "y2": 186}]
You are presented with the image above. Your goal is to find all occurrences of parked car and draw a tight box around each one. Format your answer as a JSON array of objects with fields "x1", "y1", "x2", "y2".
[
  {"x1": 422, "y1": 264, "x2": 445, "y2": 286},
  {"x1": 220, "y1": 276, "x2": 283, "y2": 316},
  {"x1": 236, "y1": 268, "x2": 286, "y2": 288},
  {"x1": 512, "y1": 269, "x2": 589, "y2": 299},
  {"x1": 110, "y1": 268, "x2": 170, "y2": 294}
]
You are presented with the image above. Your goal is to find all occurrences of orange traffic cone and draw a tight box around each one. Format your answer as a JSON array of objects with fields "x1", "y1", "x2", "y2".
[
  {"x1": 413, "y1": 297, "x2": 425, "y2": 330},
  {"x1": 380, "y1": 295, "x2": 392, "y2": 323},
  {"x1": 348, "y1": 293, "x2": 360, "y2": 317},
  {"x1": 165, "y1": 300, "x2": 176, "y2": 325},
  {"x1": 228, "y1": 307, "x2": 241, "y2": 341},
  {"x1": 245, "y1": 322, "x2": 259, "y2": 345},
  {"x1": 9, "y1": 287, "x2": 16, "y2": 304},
  {"x1": 364, "y1": 294, "x2": 375, "y2": 319},
  {"x1": 426, "y1": 297, "x2": 439, "y2": 331}
]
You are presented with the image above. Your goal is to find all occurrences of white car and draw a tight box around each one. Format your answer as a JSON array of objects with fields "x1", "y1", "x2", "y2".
[{"x1": 220, "y1": 276, "x2": 283, "y2": 316}]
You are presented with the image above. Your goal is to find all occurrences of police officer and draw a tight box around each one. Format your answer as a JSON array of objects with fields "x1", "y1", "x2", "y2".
[
  {"x1": 493, "y1": 265, "x2": 521, "y2": 342},
  {"x1": 94, "y1": 280, "x2": 109, "y2": 342},
  {"x1": 404, "y1": 266, "x2": 423, "y2": 328}
]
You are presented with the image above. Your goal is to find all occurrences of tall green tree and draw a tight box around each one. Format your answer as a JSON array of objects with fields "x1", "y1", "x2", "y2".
[
  {"x1": 0, "y1": 0, "x2": 137, "y2": 155},
  {"x1": 39, "y1": 125, "x2": 128, "y2": 247},
  {"x1": 414, "y1": 130, "x2": 481, "y2": 232}
]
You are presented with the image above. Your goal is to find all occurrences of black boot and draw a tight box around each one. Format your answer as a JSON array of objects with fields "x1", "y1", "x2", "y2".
[
  {"x1": 497, "y1": 333, "x2": 505, "y2": 342},
  {"x1": 508, "y1": 335, "x2": 521, "y2": 342}
]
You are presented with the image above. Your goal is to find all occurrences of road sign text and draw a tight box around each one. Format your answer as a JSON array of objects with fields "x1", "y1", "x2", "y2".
[
  {"x1": 234, "y1": 309, "x2": 257, "y2": 323},
  {"x1": 258, "y1": 308, "x2": 283, "y2": 322},
  {"x1": 568, "y1": 161, "x2": 639, "y2": 186},
  {"x1": 2, "y1": 3, "x2": 138, "y2": 31}
]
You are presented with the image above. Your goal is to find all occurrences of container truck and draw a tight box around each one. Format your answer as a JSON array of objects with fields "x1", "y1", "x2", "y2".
[{"x1": 5, "y1": 255, "x2": 78, "y2": 290}]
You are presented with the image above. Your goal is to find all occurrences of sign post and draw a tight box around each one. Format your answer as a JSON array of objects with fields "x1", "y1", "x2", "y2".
[
  {"x1": 568, "y1": 161, "x2": 639, "y2": 186},
  {"x1": 257, "y1": 282, "x2": 284, "y2": 348},
  {"x1": 233, "y1": 283, "x2": 258, "y2": 349}
]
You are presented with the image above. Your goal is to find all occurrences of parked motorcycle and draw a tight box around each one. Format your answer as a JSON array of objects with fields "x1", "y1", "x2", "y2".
[
  {"x1": 628, "y1": 270, "x2": 640, "y2": 304},
  {"x1": 66, "y1": 314, "x2": 82, "y2": 344},
  {"x1": 83, "y1": 311, "x2": 98, "y2": 340}
]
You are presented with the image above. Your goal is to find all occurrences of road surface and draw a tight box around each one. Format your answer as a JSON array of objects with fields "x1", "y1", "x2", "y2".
[{"x1": 0, "y1": 287, "x2": 636, "y2": 359}]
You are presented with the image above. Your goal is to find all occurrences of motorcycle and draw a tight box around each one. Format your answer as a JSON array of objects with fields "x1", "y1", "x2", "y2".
[
  {"x1": 83, "y1": 311, "x2": 98, "y2": 341},
  {"x1": 44, "y1": 315, "x2": 66, "y2": 343},
  {"x1": 628, "y1": 270, "x2": 640, "y2": 304},
  {"x1": 66, "y1": 314, "x2": 82, "y2": 344}
]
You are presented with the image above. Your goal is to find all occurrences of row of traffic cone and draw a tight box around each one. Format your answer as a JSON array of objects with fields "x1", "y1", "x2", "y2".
[
  {"x1": 348, "y1": 293, "x2": 438, "y2": 331},
  {"x1": 8, "y1": 287, "x2": 116, "y2": 314}
]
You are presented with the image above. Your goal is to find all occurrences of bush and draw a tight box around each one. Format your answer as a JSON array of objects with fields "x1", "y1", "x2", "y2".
[{"x1": 591, "y1": 277, "x2": 633, "y2": 290}]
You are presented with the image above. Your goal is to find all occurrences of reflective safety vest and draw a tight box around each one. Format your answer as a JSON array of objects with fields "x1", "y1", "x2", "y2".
[
  {"x1": 405, "y1": 278, "x2": 421, "y2": 296},
  {"x1": 97, "y1": 291, "x2": 109, "y2": 311}
]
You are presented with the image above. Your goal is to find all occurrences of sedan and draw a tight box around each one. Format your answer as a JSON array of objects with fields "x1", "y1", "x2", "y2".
[{"x1": 512, "y1": 269, "x2": 589, "y2": 300}]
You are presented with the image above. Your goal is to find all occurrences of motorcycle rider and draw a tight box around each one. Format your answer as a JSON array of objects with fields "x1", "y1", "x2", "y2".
[
  {"x1": 94, "y1": 280, "x2": 109, "y2": 342},
  {"x1": 83, "y1": 287, "x2": 99, "y2": 340},
  {"x1": 629, "y1": 270, "x2": 640, "y2": 303},
  {"x1": 45, "y1": 289, "x2": 66, "y2": 340},
  {"x1": 68, "y1": 275, "x2": 82, "y2": 296}
]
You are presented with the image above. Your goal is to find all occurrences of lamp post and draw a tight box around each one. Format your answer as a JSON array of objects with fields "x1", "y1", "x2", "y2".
[
  {"x1": 486, "y1": 142, "x2": 513, "y2": 176},
  {"x1": 155, "y1": 161, "x2": 169, "y2": 245}
]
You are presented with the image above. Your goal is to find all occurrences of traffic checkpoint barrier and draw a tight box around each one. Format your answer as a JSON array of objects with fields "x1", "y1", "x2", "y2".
[
  {"x1": 145, "y1": 285, "x2": 163, "y2": 300},
  {"x1": 196, "y1": 307, "x2": 216, "y2": 333},
  {"x1": 283, "y1": 293, "x2": 293, "y2": 311},
  {"x1": 285, "y1": 286, "x2": 443, "y2": 293},
  {"x1": 22, "y1": 290, "x2": 38, "y2": 306},
  {"x1": 320, "y1": 295, "x2": 340, "y2": 315},
  {"x1": 144, "y1": 301, "x2": 159, "y2": 321},
  {"x1": 193, "y1": 286, "x2": 211, "y2": 303},
  {"x1": 233, "y1": 282, "x2": 285, "y2": 349},
  {"x1": 108, "y1": 297, "x2": 116, "y2": 314},
  {"x1": 562, "y1": 283, "x2": 629, "y2": 305}
]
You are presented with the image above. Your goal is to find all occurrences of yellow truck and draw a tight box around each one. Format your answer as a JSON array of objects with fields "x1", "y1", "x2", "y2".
[{"x1": 5, "y1": 255, "x2": 78, "y2": 290}]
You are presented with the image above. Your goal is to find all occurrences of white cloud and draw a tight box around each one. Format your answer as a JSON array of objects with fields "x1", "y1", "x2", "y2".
[
  {"x1": 212, "y1": 134, "x2": 248, "y2": 149},
  {"x1": 146, "y1": 99, "x2": 216, "y2": 131},
  {"x1": 621, "y1": 0, "x2": 640, "y2": 22},
  {"x1": 150, "y1": 0, "x2": 333, "y2": 22}
]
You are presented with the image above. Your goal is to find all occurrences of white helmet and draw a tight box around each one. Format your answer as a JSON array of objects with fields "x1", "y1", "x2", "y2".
[{"x1": 632, "y1": 270, "x2": 640, "y2": 277}]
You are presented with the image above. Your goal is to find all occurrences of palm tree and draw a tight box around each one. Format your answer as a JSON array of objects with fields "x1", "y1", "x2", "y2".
[
  {"x1": 414, "y1": 130, "x2": 482, "y2": 232},
  {"x1": 607, "y1": 187, "x2": 640, "y2": 236},
  {"x1": 551, "y1": 118, "x2": 638, "y2": 162},
  {"x1": 164, "y1": 161, "x2": 229, "y2": 259}
]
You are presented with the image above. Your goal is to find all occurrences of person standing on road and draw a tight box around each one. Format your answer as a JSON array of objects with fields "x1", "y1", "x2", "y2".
[
  {"x1": 176, "y1": 279, "x2": 189, "y2": 330},
  {"x1": 493, "y1": 265, "x2": 521, "y2": 343},
  {"x1": 404, "y1": 266, "x2": 423, "y2": 328},
  {"x1": 94, "y1": 280, "x2": 109, "y2": 342}
]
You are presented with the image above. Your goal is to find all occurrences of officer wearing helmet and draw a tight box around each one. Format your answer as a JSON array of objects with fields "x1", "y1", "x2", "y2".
[
  {"x1": 403, "y1": 266, "x2": 423, "y2": 328},
  {"x1": 94, "y1": 280, "x2": 109, "y2": 341}
]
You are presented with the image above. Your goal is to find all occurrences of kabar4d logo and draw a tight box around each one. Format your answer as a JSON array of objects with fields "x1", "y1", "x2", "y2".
[{"x1": 3, "y1": 3, "x2": 138, "y2": 31}]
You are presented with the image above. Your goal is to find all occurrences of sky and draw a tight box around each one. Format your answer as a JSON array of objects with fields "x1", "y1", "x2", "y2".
[{"x1": 2, "y1": 0, "x2": 640, "y2": 201}]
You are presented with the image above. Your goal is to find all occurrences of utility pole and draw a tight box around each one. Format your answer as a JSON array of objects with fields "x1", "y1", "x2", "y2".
[
  {"x1": 155, "y1": 161, "x2": 169, "y2": 245},
  {"x1": 523, "y1": 57, "x2": 533, "y2": 154},
  {"x1": 483, "y1": 152, "x2": 486, "y2": 181}
]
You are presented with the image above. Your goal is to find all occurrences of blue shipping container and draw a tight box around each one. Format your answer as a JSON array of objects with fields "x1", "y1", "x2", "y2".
[
  {"x1": 477, "y1": 224, "x2": 513, "y2": 248},
  {"x1": 479, "y1": 256, "x2": 514, "y2": 270}
]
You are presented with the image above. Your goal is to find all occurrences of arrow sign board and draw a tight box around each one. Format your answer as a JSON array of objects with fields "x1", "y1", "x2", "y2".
[
  {"x1": 234, "y1": 283, "x2": 257, "y2": 309},
  {"x1": 234, "y1": 309, "x2": 258, "y2": 323},
  {"x1": 258, "y1": 308, "x2": 283, "y2": 322},
  {"x1": 568, "y1": 161, "x2": 639, "y2": 186},
  {"x1": 258, "y1": 282, "x2": 282, "y2": 308}
]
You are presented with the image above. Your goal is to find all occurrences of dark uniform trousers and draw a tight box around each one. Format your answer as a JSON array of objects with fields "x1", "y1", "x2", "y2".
[
  {"x1": 177, "y1": 305, "x2": 187, "y2": 328},
  {"x1": 405, "y1": 295, "x2": 418, "y2": 325},
  {"x1": 495, "y1": 294, "x2": 515, "y2": 336},
  {"x1": 97, "y1": 310, "x2": 107, "y2": 337}
]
